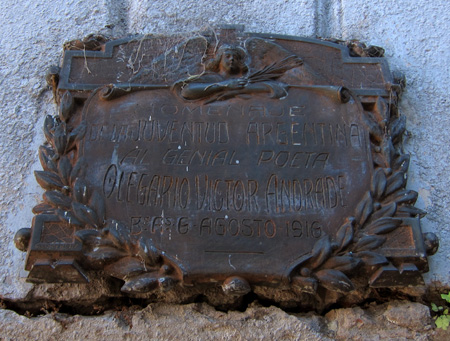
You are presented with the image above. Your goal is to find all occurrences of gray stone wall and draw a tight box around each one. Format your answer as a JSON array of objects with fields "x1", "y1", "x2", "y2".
[
  {"x1": 1, "y1": 301, "x2": 448, "y2": 340},
  {"x1": 1, "y1": 0, "x2": 449, "y2": 336}
]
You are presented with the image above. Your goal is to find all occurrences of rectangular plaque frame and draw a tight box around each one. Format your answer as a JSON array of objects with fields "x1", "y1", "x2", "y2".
[{"x1": 16, "y1": 27, "x2": 438, "y2": 308}]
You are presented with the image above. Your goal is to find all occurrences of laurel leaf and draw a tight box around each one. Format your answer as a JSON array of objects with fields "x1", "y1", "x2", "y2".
[
  {"x1": 309, "y1": 235, "x2": 332, "y2": 269},
  {"x1": 73, "y1": 178, "x2": 89, "y2": 204},
  {"x1": 74, "y1": 120, "x2": 87, "y2": 141},
  {"x1": 291, "y1": 276, "x2": 318, "y2": 294},
  {"x1": 46, "y1": 159, "x2": 58, "y2": 173},
  {"x1": 43, "y1": 115, "x2": 55, "y2": 142},
  {"x1": 59, "y1": 91, "x2": 75, "y2": 122},
  {"x1": 321, "y1": 256, "x2": 362, "y2": 274},
  {"x1": 103, "y1": 221, "x2": 131, "y2": 250},
  {"x1": 57, "y1": 155, "x2": 72, "y2": 186},
  {"x1": 85, "y1": 245, "x2": 127, "y2": 265},
  {"x1": 70, "y1": 156, "x2": 86, "y2": 184},
  {"x1": 104, "y1": 226, "x2": 125, "y2": 249},
  {"x1": 355, "y1": 251, "x2": 389, "y2": 266},
  {"x1": 103, "y1": 220, "x2": 135, "y2": 253},
  {"x1": 375, "y1": 96, "x2": 389, "y2": 122},
  {"x1": 392, "y1": 154, "x2": 410, "y2": 173},
  {"x1": 372, "y1": 151, "x2": 389, "y2": 168},
  {"x1": 38, "y1": 145, "x2": 56, "y2": 172},
  {"x1": 76, "y1": 231, "x2": 115, "y2": 252},
  {"x1": 72, "y1": 201, "x2": 99, "y2": 228},
  {"x1": 66, "y1": 121, "x2": 87, "y2": 152},
  {"x1": 389, "y1": 115, "x2": 406, "y2": 143},
  {"x1": 384, "y1": 189, "x2": 418, "y2": 205},
  {"x1": 335, "y1": 220, "x2": 354, "y2": 251},
  {"x1": 380, "y1": 138, "x2": 395, "y2": 167},
  {"x1": 138, "y1": 238, "x2": 162, "y2": 266},
  {"x1": 366, "y1": 217, "x2": 402, "y2": 235},
  {"x1": 355, "y1": 192, "x2": 373, "y2": 227},
  {"x1": 53, "y1": 122, "x2": 67, "y2": 155},
  {"x1": 35, "y1": 170, "x2": 64, "y2": 191},
  {"x1": 371, "y1": 168, "x2": 387, "y2": 199},
  {"x1": 121, "y1": 273, "x2": 160, "y2": 294},
  {"x1": 315, "y1": 269, "x2": 355, "y2": 293},
  {"x1": 353, "y1": 235, "x2": 386, "y2": 252},
  {"x1": 396, "y1": 205, "x2": 427, "y2": 218},
  {"x1": 104, "y1": 257, "x2": 146, "y2": 280},
  {"x1": 75, "y1": 229, "x2": 105, "y2": 249},
  {"x1": 363, "y1": 111, "x2": 383, "y2": 142},
  {"x1": 43, "y1": 190, "x2": 72, "y2": 210},
  {"x1": 89, "y1": 191, "x2": 105, "y2": 226},
  {"x1": 44, "y1": 114, "x2": 56, "y2": 130},
  {"x1": 32, "y1": 203, "x2": 55, "y2": 214},
  {"x1": 113, "y1": 221, "x2": 132, "y2": 248},
  {"x1": 385, "y1": 171, "x2": 406, "y2": 195},
  {"x1": 56, "y1": 209, "x2": 84, "y2": 227},
  {"x1": 368, "y1": 202, "x2": 397, "y2": 222}
]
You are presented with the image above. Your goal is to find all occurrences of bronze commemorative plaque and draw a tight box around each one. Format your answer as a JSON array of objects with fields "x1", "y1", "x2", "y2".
[{"x1": 16, "y1": 27, "x2": 438, "y2": 307}]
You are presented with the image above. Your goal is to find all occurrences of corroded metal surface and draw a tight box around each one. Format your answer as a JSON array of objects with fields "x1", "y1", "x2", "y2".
[{"x1": 17, "y1": 27, "x2": 437, "y2": 306}]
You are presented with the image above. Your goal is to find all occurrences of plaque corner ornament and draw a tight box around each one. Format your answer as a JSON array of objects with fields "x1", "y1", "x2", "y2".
[{"x1": 16, "y1": 27, "x2": 438, "y2": 308}]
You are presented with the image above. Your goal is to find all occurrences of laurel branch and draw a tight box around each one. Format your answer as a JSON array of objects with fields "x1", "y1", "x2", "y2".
[
  {"x1": 34, "y1": 90, "x2": 180, "y2": 294},
  {"x1": 290, "y1": 96, "x2": 425, "y2": 294}
]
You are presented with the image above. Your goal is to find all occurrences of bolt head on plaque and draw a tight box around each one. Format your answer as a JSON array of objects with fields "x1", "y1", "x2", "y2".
[
  {"x1": 16, "y1": 26, "x2": 437, "y2": 309},
  {"x1": 14, "y1": 228, "x2": 31, "y2": 252},
  {"x1": 222, "y1": 276, "x2": 251, "y2": 296}
]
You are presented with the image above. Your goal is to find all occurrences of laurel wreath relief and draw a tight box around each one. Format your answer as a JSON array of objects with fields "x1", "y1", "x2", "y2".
[{"x1": 34, "y1": 91, "x2": 180, "y2": 294}]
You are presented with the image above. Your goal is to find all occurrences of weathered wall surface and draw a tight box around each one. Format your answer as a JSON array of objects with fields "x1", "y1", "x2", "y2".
[
  {"x1": 1, "y1": 301, "x2": 449, "y2": 340},
  {"x1": 1, "y1": 0, "x2": 449, "y2": 337}
]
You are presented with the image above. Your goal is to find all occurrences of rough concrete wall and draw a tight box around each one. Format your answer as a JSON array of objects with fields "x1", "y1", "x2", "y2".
[
  {"x1": 0, "y1": 0, "x2": 449, "y2": 333},
  {"x1": 2, "y1": 301, "x2": 449, "y2": 340}
]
